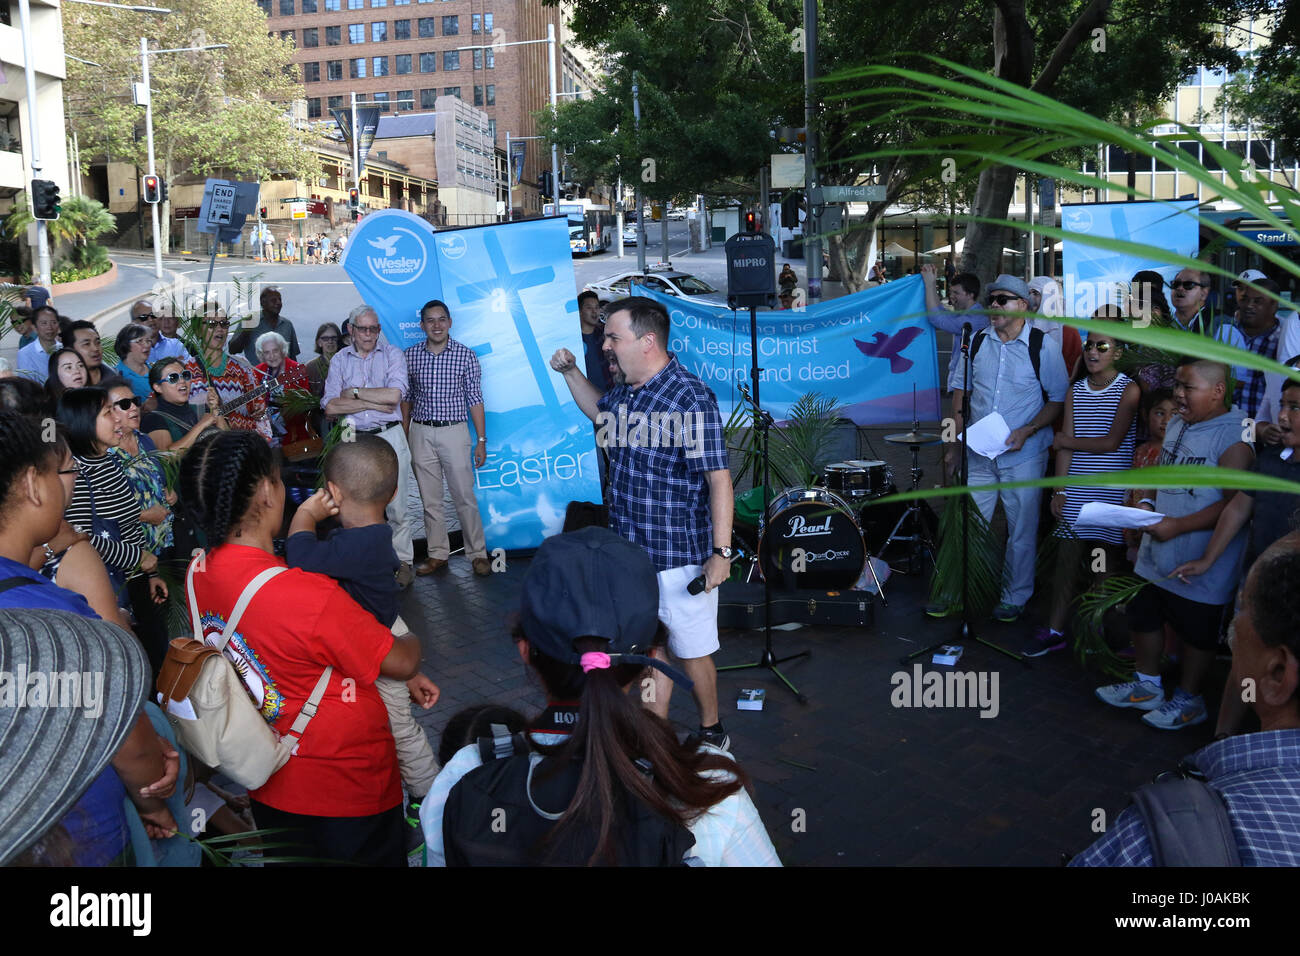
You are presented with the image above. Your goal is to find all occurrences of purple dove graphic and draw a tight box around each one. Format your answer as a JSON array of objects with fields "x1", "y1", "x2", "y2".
[{"x1": 854, "y1": 327, "x2": 924, "y2": 373}]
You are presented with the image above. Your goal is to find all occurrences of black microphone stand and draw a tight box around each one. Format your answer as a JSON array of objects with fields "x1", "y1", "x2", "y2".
[
  {"x1": 718, "y1": 304, "x2": 810, "y2": 703},
  {"x1": 905, "y1": 322, "x2": 1023, "y2": 665}
]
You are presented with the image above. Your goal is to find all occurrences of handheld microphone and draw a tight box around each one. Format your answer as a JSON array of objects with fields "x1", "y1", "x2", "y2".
[
  {"x1": 688, "y1": 551, "x2": 741, "y2": 594},
  {"x1": 960, "y1": 322, "x2": 972, "y2": 355}
]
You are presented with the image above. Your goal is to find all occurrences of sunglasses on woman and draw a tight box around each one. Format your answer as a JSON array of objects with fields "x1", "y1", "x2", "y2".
[
  {"x1": 159, "y1": 370, "x2": 194, "y2": 384},
  {"x1": 1083, "y1": 340, "x2": 1114, "y2": 353},
  {"x1": 111, "y1": 396, "x2": 143, "y2": 411}
]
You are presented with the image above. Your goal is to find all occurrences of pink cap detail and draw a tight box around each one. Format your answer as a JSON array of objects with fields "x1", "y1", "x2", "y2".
[{"x1": 580, "y1": 651, "x2": 612, "y2": 673}]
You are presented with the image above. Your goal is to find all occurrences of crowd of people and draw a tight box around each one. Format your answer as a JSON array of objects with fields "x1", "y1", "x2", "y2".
[
  {"x1": 0, "y1": 285, "x2": 776, "y2": 868},
  {"x1": 922, "y1": 264, "x2": 1300, "y2": 738},
  {"x1": 4, "y1": 252, "x2": 1299, "y2": 868}
]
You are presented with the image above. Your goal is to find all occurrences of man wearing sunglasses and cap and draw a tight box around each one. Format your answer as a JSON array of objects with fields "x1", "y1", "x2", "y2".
[
  {"x1": 939, "y1": 274, "x2": 1069, "y2": 624},
  {"x1": 128, "y1": 299, "x2": 191, "y2": 366}
]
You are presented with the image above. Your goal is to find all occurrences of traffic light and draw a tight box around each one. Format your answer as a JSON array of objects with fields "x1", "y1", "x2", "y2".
[
  {"x1": 31, "y1": 179, "x2": 61, "y2": 221},
  {"x1": 159, "y1": 178, "x2": 169, "y2": 203},
  {"x1": 259, "y1": 206, "x2": 268, "y2": 219},
  {"x1": 744, "y1": 210, "x2": 757, "y2": 232},
  {"x1": 537, "y1": 171, "x2": 552, "y2": 200},
  {"x1": 142, "y1": 174, "x2": 161, "y2": 204},
  {"x1": 348, "y1": 187, "x2": 359, "y2": 210}
]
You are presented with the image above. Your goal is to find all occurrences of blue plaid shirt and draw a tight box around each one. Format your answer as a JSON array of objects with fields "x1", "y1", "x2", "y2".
[
  {"x1": 1232, "y1": 321, "x2": 1281, "y2": 421},
  {"x1": 1070, "y1": 729, "x2": 1300, "y2": 866},
  {"x1": 596, "y1": 356, "x2": 729, "y2": 572}
]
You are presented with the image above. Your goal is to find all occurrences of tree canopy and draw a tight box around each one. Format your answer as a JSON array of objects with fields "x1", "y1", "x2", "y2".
[{"x1": 62, "y1": 0, "x2": 321, "y2": 190}]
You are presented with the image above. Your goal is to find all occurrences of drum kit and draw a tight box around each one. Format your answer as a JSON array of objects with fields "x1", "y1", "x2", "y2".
[{"x1": 744, "y1": 432, "x2": 943, "y2": 599}]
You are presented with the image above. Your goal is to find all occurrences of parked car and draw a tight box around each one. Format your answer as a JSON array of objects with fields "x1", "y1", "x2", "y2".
[
  {"x1": 622, "y1": 226, "x2": 639, "y2": 246},
  {"x1": 586, "y1": 268, "x2": 728, "y2": 307},
  {"x1": 666, "y1": 207, "x2": 688, "y2": 221}
]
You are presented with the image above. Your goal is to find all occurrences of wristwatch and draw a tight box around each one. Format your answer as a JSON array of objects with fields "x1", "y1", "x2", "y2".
[
  {"x1": 712, "y1": 546, "x2": 734, "y2": 560},
  {"x1": 352, "y1": 387, "x2": 360, "y2": 400},
  {"x1": 477, "y1": 438, "x2": 486, "y2": 443}
]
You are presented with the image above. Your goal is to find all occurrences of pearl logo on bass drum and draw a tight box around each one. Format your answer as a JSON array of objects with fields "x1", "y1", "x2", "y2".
[{"x1": 782, "y1": 513, "x2": 833, "y2": 538}]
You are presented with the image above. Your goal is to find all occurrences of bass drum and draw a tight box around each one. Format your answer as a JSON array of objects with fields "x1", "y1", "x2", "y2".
[{"x1": 758, "y1": 487, "x2": 866, "y2": 590}]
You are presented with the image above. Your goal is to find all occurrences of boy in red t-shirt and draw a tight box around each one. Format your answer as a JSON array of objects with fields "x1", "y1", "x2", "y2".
[{"x1": 285, "y1": 435, "x2": 441, "y2": 852}]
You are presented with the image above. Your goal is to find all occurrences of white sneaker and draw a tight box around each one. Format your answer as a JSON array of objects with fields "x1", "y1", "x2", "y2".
[
  {"x1": 1095, "y1": 679, "x2": 1164, "y2": 711},
  {"x1": 1142, "y1": 694, "x2": 1207, "y2": 730}
]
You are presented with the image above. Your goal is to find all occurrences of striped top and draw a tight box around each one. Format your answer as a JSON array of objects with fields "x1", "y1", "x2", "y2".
[
  {"x1": 1061, "y1": 372, "x2": 1136, "y2": 545},
  {"x1": 65, "y1": 454, "x2": 149, "y2": 579}
]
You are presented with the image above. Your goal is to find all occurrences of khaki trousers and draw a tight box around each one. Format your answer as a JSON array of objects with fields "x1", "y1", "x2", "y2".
[
  {"x1": 376, "y1": 614, "x2": 440, "y2": 799},
  {"x1": 409, "y1": 421, "x2": 487, "y2": 561}
]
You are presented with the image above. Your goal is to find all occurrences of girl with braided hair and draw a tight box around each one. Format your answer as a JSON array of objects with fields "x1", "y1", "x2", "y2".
[{"x1": 180, "y1": 429, "x2": 422, "y2": 865}]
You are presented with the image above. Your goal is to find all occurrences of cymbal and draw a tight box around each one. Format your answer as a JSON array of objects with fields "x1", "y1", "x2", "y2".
[{"x1": 884, "y1": 430, "x2": 943, "y2": 446}]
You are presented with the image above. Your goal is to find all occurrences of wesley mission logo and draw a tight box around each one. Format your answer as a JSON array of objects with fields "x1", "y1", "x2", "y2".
[{"x1": 364, "y1": 225, "x2": 429, "y2": 285}]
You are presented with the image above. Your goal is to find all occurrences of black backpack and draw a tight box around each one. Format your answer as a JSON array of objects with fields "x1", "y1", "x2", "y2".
[
  {"x1": 969, "y1": 326, "x2": 1048, "y2": 400},
  {"x1": 1130, "y1": 767, "x2": 1241, "y2": 866},
  {"x1": 442, "y1": 726, "x2": 698, "y2": 867}
]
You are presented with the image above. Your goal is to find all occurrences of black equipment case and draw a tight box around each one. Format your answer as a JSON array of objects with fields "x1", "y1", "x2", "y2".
[{"x1": 717, "y1": 580, "x2": 874, "y2": 630}]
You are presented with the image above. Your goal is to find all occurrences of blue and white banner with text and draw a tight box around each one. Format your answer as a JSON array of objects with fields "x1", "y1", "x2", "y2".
[
  {"x1": 1060, "y1": 200, "x2": 1200, "y2": 316},
  {"x1": 343, "y1": 211, "x2": 601, "y2": 550},
  {"x1": 635, "y1": 275, "x2": 940, "y2": 425}
]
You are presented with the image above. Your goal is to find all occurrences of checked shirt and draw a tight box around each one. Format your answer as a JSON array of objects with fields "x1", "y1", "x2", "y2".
[
  {"x1": 1070, "y1": 729, "x2": 1300, "y2": 866},
  {"x1": 596, "y1": 356, "x2": 728, "y2": 572},
  {"x1": 405, "y1": 338, "x2": 484, "y2": 422},
  {"x1": 1233, "y1": 321, "x2": 1281, "y2": 421}
]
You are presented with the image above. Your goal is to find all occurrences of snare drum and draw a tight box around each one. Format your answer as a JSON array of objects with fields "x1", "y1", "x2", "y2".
[
  {"x1": 758, "y1": 487, "x2": 867, "y2": 590},
  {"x1": 846, "y1": 459, "x2": 893, "y2": 498},
  {"x1": 823, "y1": 462, "x2": 869, "y2": 498}
]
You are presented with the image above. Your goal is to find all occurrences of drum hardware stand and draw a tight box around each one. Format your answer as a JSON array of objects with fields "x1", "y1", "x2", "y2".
[
  {"x1": 903, "y1": 324, "x2": 1025, "y2": 667},
  {"x1": 880, "y1": 389, "x2": 941, "y2": 575},
  {"x1": 718, "y1": 304, "x2": 810, "y2": 705},
  {"x1": 876, "y1": 438, "x2": 937, "y2": 575}
]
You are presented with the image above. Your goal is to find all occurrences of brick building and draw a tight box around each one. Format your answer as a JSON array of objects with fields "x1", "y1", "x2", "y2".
[{"x1": 259, "y1": 0, "x2": 599, "y2": 215}]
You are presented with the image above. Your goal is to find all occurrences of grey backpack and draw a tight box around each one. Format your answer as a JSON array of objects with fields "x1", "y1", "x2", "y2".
[{"x1": 1130, "y1": 770, "x2": 1241, "y2": 866}]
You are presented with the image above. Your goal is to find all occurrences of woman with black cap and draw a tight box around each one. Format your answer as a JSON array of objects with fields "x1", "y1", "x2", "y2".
[{"x1": 423, "y1": 526, "x2": 780, "y2": 866}]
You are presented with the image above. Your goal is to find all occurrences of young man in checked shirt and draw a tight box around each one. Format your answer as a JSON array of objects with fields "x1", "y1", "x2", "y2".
[
  {"x1": 403, "y1": 299, "x2": 491, "y2": 577},
  {"x1": 550, "y1": 296, "x2": 735, "y2": 751}
]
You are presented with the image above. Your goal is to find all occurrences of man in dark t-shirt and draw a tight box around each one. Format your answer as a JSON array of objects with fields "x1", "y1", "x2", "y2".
[{"x1": 578, "y1": 291, "x2": 610, "y2": 392}]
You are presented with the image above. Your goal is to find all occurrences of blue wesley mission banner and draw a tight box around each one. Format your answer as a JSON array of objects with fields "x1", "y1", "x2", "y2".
[
  {"x1": 635, "y1": 275, "x2": 940, "y2": 425},
  {"x1": 342, "y1": 210, "x2": 601, "y2": 550},
  {"x1": 1060, "y1": 200, "x2": 1199, "y2": 309}
]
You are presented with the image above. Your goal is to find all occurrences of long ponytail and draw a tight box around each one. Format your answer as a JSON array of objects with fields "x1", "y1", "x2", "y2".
[{"x1": 528, "y1": 635, "x2": 747, "y2": 865}]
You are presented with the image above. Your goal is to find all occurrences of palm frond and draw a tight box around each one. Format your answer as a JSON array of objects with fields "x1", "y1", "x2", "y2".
[
  {"x1": 924, "y1": 494, "x2": 1001, "y2": 614},
  {"x1": 1073, "y1": 575, "x2": 1149, "y2": 680}
]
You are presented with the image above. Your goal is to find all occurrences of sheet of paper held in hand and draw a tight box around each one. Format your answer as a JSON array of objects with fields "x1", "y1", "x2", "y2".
[
  {"x1": 961, "y1": 412, "x2": 1011, "y2": 459},
  {"x1": 1076, "y1": 502, "x2": 1166, "y2": 529}
]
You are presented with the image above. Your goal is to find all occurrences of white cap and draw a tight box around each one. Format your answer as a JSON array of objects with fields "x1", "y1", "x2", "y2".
[{"x1": 1235, "y1": 268, "x2": 1267, "y2": 284}]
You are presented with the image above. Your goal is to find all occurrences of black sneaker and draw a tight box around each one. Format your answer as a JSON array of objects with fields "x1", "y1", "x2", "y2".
[{"x1": 698, "y1": 726, "x2": 731, "y2": 753}]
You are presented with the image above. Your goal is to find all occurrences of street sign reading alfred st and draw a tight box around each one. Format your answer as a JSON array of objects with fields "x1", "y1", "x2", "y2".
[{"x1": 810, "y1": 184, "x2": 887, "y2": 203}]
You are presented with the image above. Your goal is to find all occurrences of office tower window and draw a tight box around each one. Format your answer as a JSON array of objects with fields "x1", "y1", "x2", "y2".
[{"x1": 442, "y1": 50, "x2": 459, "y2": 70}]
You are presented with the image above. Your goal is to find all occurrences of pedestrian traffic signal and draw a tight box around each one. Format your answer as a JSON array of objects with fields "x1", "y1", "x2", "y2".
[
  {"x1": 142, "y1": 174, "x2": 161, "y2": 204},
  {"x1": 348, "y1": 187, "x2": 359, "y2": 210},
  {"x1": 31, "y1": 179, "x2": 61, "y2": 221},
  {"x1": 745, "y1": 210, "x2": 757, "y2": 232}
]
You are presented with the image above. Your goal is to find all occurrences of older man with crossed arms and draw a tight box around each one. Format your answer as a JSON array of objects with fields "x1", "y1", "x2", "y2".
[{"x1": 323, "y1": 304, "x2": 417, "y2": 589}]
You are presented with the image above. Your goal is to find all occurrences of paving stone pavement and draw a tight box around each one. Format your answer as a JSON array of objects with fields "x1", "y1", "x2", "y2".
[{"x1": 398, "y1": 532, "x2": 1224, "y2": 866}]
